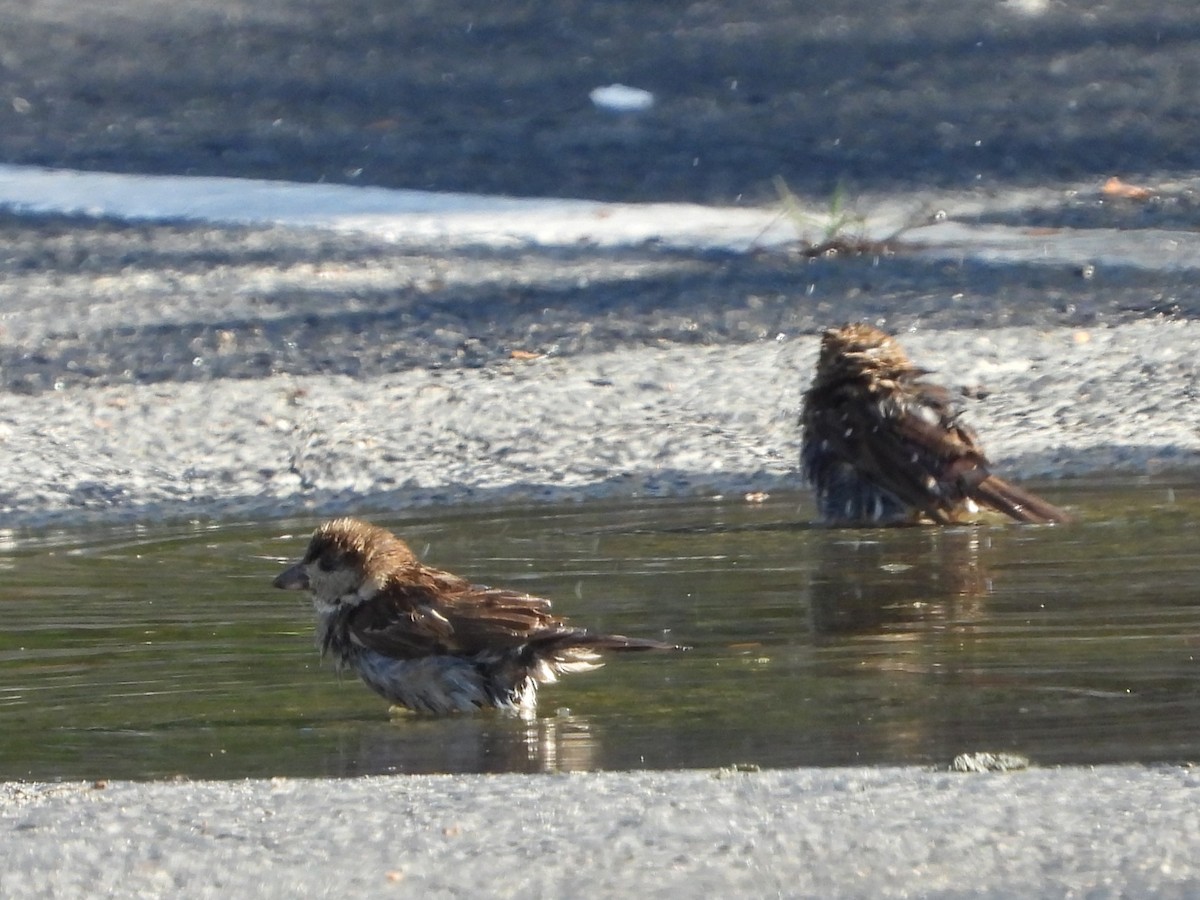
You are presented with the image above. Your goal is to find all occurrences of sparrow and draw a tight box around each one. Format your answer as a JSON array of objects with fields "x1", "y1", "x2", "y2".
[
  {"x1": 800, "y1": 322, "x2": 1071, "y2": 526},
  {"x1": 272, "y1": 517, "x2": 682, "y2": 715}
]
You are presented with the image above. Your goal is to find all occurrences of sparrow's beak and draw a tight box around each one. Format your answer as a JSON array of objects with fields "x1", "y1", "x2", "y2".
[{"x1": 272, "y1": 563, "x2": 310, "y2": 591}]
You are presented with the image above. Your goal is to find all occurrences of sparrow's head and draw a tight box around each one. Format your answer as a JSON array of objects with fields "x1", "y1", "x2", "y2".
[
  {"x1": 815, "y1": 322, "x2": 916, "y2": 384},
  {"x1": 272, "y1": 517, "x2": 417, "y2": 609}
]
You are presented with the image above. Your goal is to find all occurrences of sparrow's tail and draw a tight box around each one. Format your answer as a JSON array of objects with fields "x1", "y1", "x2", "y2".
[
  {"x1": 534, "y1": 631, "x2": 687, "y2": 655},
  {"x1": 516, "y1": 630, "x2": 685, "y2": 682},
  {"x1": 972, "y1": 474, "x2": 1072, "y2": 525}
]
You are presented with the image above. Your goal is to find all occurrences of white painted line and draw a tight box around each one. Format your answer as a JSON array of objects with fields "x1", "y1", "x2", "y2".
[
  {"x1": 0, "y1": 164, "x2": 796, "y2": 251},
  {"x1": 2, "y1": 163, "x2": 1199, "y2": 271}
]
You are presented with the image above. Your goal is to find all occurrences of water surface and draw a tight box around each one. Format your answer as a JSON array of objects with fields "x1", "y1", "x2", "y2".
[{"x1": 2, "y1": 477, "x2": 1198, "y2": 780}]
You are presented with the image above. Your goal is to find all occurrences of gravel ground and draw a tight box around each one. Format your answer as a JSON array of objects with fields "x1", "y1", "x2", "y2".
[
  {"x1": 0, "y1": 204, "x2": 1197, "y2": 529},
  {"x1": 4, "y1": 1, "x2": 1200, "y2": 896},
  {"x1": 3, "y1": 310, "x2": 1200, "y2": 530},
  {"x1": 4, "y1": 766, "x2": 1200, "y2": 898},
  {"x1": 1, "y1": 0, "x2": 1199, "y2": 528}
]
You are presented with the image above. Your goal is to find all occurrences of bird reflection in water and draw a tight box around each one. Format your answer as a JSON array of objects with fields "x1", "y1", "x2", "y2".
[
  {"x1": 807, "y1": 526, "x2": 993, "y2": 640},
  {"x1": 319, "y1": 710, "x2": 600, "y2": 777}
]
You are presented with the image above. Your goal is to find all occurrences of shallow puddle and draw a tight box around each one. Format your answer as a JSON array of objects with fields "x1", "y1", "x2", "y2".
[{"x1": 2, "y1": 477, "x2": 1198, "y2": 780}]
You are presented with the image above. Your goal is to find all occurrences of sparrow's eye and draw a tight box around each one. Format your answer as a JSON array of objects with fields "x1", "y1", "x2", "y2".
[{"x1": 317, "y1": 554, "x2": 337, "y2": 572}]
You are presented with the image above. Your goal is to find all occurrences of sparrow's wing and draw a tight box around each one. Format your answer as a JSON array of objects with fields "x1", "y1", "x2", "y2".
[
  {"x1": 874, "y1": 381, "x2": 1073, "y2": 523},
  {"x1": 347, "y1": 573, "x2": 562, "y2": 659},
  {"x1": 886, "y1": 384, "x2": 991, "y2": 486}
]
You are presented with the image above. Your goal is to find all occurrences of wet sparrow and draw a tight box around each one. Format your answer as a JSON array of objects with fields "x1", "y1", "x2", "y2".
[
  {"x1": 800, "y1": 323, "x2": 1070, "y2": 525},
  {"x1": 273, "y1": 517, "x2": 682, "y2": 714}
]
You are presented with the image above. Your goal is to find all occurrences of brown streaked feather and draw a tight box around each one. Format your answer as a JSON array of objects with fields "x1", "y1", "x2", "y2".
[
  {"x1": 525, "y1": 631, "x2": 680, "y2": 656},
  {"x1": 972, "y1": 474, "x2": 1072, "y2": 526},
  {"x1": 347, "y1": 576, "x2": 570, "y2": 660},
  {"x1": 304, "y1": 516, "x2": 419, "y2": 577},
  {"x1": 804, "y1": 385, "x2": 978, "y2": 523}
]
